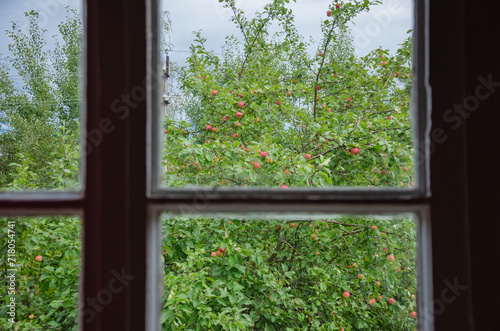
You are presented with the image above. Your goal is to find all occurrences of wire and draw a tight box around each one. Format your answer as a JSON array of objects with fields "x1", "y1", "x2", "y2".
[{"x1": 0, "y1": 99, "x2": 81, "y2": 108}]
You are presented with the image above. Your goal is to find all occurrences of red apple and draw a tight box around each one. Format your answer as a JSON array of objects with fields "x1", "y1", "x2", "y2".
[
  {"x1": 240, "y1": 144, "x2": 245, "y2": 149},
  {"x1": 327, "y1": 10, "x2": 332, "y2": 16},
  {"x1": 238, "y1": 93, "x2": 243, "y2": 98},
  {"x1": 304, "y1": 153, "x2": 312, "y2": 160},
  {"x1": 375, "y1": 281, "x2": 381, "y2": 286},
  {"x1": 346, "y1": 264, "x2": 352, "y2": 269},
  {"x1": 371, "y1": 225, "x2": 378, "y2": 230},
  {"x1": 280, "y1": 184, "x2": 288, "y2": 189},
  {"x1": 276, "y1": 100, "x2": 281, "y2": 105},
  {"x1": 255, "y1": 117, "x2": 260, "y2": 122},
  {"x1": 382, "y1": 61, "x2": 387, "y2": 65},
  {"x1": 218, "y1": 246, "x2": 226, "y2": 253},
  {"x1": 358, "y1": 274, "x2": 365, "y2": 280},
  {"x1": 378, "y1": 296, "x2": 383, "y2": 301},
  {"x1": 346, "y1": 97, "x2": 352, "y2": 101},
  {"x1": 402, "y1": 166, "x2": 409, "y2": 171},
  {"x1": 316, "y1": 85, "x2": 321, "y2": 90},
  {"x1": 236, "y1": 111, "x2": 243, "y2": 118},
  {"x1": 352, "y1": 147, "x2": 360, "y2": 155},
  {"x1": 266, "y1": 158, "x2": 273, "y2": 163},
  {"x1": 369, "y1": 298, "x2": 376, "y2": 304},
  {"x1": 237, "y1": 102, "x2": 244, "y2": 108},
  {"x1": 35, "y1": 255, "x2": 42, "y2": 262},
  {"x1": 290, "y1": 223, "x2": 295, "y2": 228},
  {"x1": 388, "y1": 298, "x2": 395, "y2": 304},
  {"x1": 387, "y1": 254, "x2": 395, "y2": 261},
  {"x1": 223, "y1": 116, "x2": 229, "y2": 121},
  {"x1": 352, "y1": 262, "x2": 358, "y2": 268},
  {"x1": 335, "y1": 3, "x2": 341, "y2": 9},
  {"x1": 317, "y1": 52, "x2": 323, "y2": 56},
  {"x1": 411, "y1": 311, "x2": 417, "y2": 318},
  {"x1": 211, "y1": 90, "x2": 217, "y2": 96},
  {"x1": 252, "y1": 162, "x2": 260, "y2": 169},
  {"x1": 212, "y1": 127, "x2": 217, "y2": 132},
  {"x1": 286, "y1": 91, "x2": 292, "y2": 96},
  {"x1": 284, "y1": 169, "x2": 290, "y2": 175},
  {"x1": 29, "y1": 314, "x2": 35, "y2": 319},
  {"x1": 343, "y1": 291, "x2": 350, "y2": 298},
  {"x1": 233, "y1": 133, "x2": 239, "y2": 138},
  {"x1": 245, "y1": 148, "x2": 250, "y2": 152},
  {"x1": 260, "y1": 151, "x2": 268, "y2": 158},
  {"x1": 253, "y1": 90, "x2": 258, "y2": 94},
  {"x1": 211, "y1": 252, "x2": 217, "y2": 257},
  {"x1": 386, "y1": 116, "x2": 392, "y2": 120},
  {"x1": 236, "y1": 122, "x2": 242, "y2": 127}
]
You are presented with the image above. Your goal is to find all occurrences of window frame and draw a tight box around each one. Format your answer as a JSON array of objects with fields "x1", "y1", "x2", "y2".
[{"x1": 0, "y1": 0, "x2": 488, "y2": 330}]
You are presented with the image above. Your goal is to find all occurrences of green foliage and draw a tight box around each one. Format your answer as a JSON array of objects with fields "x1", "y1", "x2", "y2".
[
  {"x1": 161, "y1": 217, "x2": 417, "y2": 330},
  {"x1": 0, "y1": 8, "x2": 82, "y2": 189},
  {"x1": 0, "y1": 217, "x2": 81, "y2": 330},
  {"x1": 0, "y1": 2, "x2": 418, "y2": 330},
  {"x1": 164, "y1": 0, "x2": 414, "y2": 188}
]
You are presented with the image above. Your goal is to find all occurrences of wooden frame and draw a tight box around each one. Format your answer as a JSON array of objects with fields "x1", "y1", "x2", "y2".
[{"x1": 1, "y1": 0, "x2": 499, "y2": 329}]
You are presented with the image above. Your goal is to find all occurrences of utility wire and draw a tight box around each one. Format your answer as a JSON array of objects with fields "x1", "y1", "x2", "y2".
[{"x1": 0, "y1": 99, "x2": 81, "y2": 108}]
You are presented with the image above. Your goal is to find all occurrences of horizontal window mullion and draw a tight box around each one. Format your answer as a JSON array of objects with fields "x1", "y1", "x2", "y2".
[
  {"x1": 150, "y1": 199, "x2": 429, "y2": 216},
  {"x1": 150, "y1": 188, "x2": 425, "y2": 201}
]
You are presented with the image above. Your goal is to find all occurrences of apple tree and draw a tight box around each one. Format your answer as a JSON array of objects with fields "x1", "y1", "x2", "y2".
[
  {"x1": 161, "y1": 1, "x2": 417, "y2": 330},
  {"x1": 161, "y1": 216, "x2": 417, "y2": 330},
  {"x1": 163, "y1": 0, "x2": 414, "y2": 189}
]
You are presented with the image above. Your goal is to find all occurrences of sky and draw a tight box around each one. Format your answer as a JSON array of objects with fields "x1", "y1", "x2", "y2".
[
  {"x1": 0, "y1": 0, "x2": 82, "y2": 67},
  {"x1": 0, "y1": 0, "x2": 412, "y2": 72},
  {"x1": 161, "y1": 0, "x2": 413, "y2": 67}
]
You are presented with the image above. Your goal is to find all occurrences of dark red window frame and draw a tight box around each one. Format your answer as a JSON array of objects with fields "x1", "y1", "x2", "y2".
[{"x1": 1, "y1": 0, "x2": 499, "y2": 330}]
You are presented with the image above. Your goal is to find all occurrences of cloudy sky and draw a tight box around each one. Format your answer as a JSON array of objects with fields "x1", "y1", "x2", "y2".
[
  {"x1": 162, "y1": 0, "x2": 413, "y2": 66},
  {"x1": 0, "y1": 0, "x2": 82, "y2": 66},
  {"x1": 0, "y1": 0, "x2": 412, "y2": 73}
]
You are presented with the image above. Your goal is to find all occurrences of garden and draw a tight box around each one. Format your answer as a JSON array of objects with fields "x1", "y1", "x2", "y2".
[{"x1": 0, "y1": 1, "x2": 418, "y2": 330}]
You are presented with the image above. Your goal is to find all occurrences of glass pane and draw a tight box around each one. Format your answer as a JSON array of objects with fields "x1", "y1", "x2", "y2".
[
  {"x1": 0, "y1": 2, "x2": 83, "y2": 191},
  {"x1": 160, "y1": 0, "x2": 416, "y2": 189},
  {"x1": 0, "y1": 216, "x2": 82, "y2": 330},
  {"x1": 161, "y1": 214, "x2": 418, "y2": 329}
]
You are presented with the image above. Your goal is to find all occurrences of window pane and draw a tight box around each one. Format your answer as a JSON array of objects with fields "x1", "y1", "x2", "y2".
[
  {"x1": 160, "y1": 0, "x2": 417, "y2": 189},
  {"x1": 0, "y1": 216, "x2": 82, "y2": 330},
  {"x1": 0, "y1": 2, "x2": 83, "y2": 191},
  {"x1": 161, "y1": 214, "x2": 418, "y2": 329}
]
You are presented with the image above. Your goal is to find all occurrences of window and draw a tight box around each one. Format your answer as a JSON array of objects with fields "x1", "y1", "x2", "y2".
[{"x1": 1, "y1": 0, "x2": 497, "y2": 330}]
